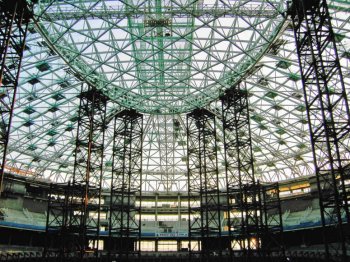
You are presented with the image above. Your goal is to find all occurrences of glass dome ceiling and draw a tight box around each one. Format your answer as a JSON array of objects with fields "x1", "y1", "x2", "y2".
[{"x1": 5, "y1": 0, "x2": 350, "y2": 190}]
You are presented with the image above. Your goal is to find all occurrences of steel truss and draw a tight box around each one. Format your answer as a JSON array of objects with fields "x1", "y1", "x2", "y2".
[
  {"x1": 290, "y1": 0, "x2": 350, "y2": 260},
  {"x1": 187, "y1": 108, "x2": 222, "y2": 259},
  {"x1": 0, "y1": 0, "x2": 31, "y2": 195},
  {"x1": 47, "y1": 84, "x2": 109, "y2": 259},
  {"x1": 221, "y1": 84, "x2": 284, "y2": 259},
  {"x1": 108, "y1": 109, "x2": 143, "y2": 261}
]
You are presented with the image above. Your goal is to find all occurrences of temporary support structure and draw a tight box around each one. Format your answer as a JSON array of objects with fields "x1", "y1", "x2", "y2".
[
  {"x1": 0, "y1": 0, "x2": 31, "y2": 196},
  {"x1": 187, "y1": 108, "x2": 222, "y2": 260},
  {"x1": 47, "y1": 84, "x2": 109, "y2": 259},
  {"x1": 221, "y1": 84, "x2": 284, "y2": 259},
  {"x1": 108, "y1": 109, "x2": 143, "y2": 261},
  {"x1": 290, "y1": 0, "x2": 350, "y2": 260},
  {"x1": 221, "y1": 84, "x2": 262, "y2": 258}
]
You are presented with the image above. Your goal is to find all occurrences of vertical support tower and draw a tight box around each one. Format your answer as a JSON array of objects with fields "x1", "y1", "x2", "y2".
[
  {"x1": 290, "y1": 0, "x2": 350, "y2": 259},
  {"x1": 108, "y1": 109, "x2": 143, "y2": 261},
  {"x1": 221, "y1": 84, "x2": 262, "y2": 257},
  {"x1": 0, "y1": 0, "x2": 31, "y2": 195},
  {"x1": 69, "y1": 84, "x2": 108, "y2": 258},
  {"x1": 187, "y1": 108, "x2": 222, "y2": 259}
]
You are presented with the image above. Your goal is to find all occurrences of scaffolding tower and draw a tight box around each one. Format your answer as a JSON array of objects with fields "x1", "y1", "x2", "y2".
[
  {"x1": 220, "y1": 84, "x2": 285, "y2": 260},
  {"x1": 0, "y1": 0, "x2": 31, "y2": 195},
  {"x1": 290, "y1": 0, "x2": 350, "y2": 260},
  {"x1": 59, "y1": 84, "x2": 109, "y2": 259},
  {"x1": 221, "y1": 84, "x2": 262, "y2": 259},
  {"x1": 108, "y1": 109, "x2": 143, "y2": 261},
  {"x1": 187, "y1": 108, "x2": 222, "y2": 260},
  {"x1": 45, "y1": 181, "x2": 98, "y2": 260}
]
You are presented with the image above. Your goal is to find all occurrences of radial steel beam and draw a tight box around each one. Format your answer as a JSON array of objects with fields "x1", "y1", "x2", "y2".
[{"x1": 290, "y1": 0, "x2": 350, "y2": 260}]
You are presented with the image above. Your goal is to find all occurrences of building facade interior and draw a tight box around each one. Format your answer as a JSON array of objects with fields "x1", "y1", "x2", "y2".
[{"x1": 0, "y1": 0, "x2": 350, "y2": 261}]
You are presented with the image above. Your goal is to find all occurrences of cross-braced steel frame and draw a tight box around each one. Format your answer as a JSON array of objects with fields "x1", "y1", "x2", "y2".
[
  {"x1": 108, "y1": 109, "x2": 143, "y2": 261},
  {"x1": 221, "y1": 84, "x2": 262, "y2": 258},
  {"x1": 0, "y1": 0, "x2": 31, "y2": 196},
  {"x1": 290, "y1": 0, "x2": 350, "y2": 260},
  {"x1": 44, "y1": 181, "x2": 82, "y2": 260},
  {"x1": 45, "y1": 183, "x2": 69, "y2": 260},
  {"x1": 187, "y1": 108, "x2": 222, "y2": 260},
  {"x1": 63, "y1": 84, "x2": 108, "y2": 259}
]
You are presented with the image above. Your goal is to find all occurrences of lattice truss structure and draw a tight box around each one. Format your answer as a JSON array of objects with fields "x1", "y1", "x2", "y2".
[{"x1": 1, "y1": 0, "x2": 350, "y2": 189}]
